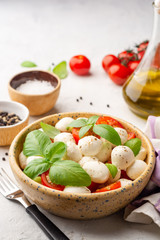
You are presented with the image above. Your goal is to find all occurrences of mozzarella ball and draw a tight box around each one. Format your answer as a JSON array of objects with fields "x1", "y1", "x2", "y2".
[
  {"x1": 78, "y1": 136, "x2": 103, "y2": 156},
  {"x1": 111, "y1": 146, "x2": 135, "y2": 170},
  {"x1": 63, "y1": 186, "x2": 91, "y2": 193},
  {"x1": 126, "y1": 160, "x2": 147, "y2": 180},
  {"x1": 155, "y1": 0, "x2": 160, "y2": 8},
  {"x1": 135, "y1": 147, "x2": 147, "y2": 161},
  {"x1": 96, "y1": 141, "x2": 112, "y2": 163},
  {"x1": 83, "y1": 161, "x2": 109, "y2": 183},
  {"x1": 55, "y1": 117, "x2": 74, "y2": 132},
  {"x1": 114, "y1": 128, "x2": 128, "y2": 145},
  {"x1": 107, "y1": 168, "x2": 121, "y2": 184},
  {"x1": 26, "y1": 156, "x2": 43, "y2": 165},
  {"x1": 119, "y1": 178, "x2": 132, "y2": 187},
  {"x1": 79, "y1": 156, "x2": 98, "y2": 167},
  {"x1": 54, "y1": 132, "x2": 75, "y2": 144},
  {"x1": 19, "y1": 151, "x2": 27, "y2": 169},
  {"x1": 65, "y1": 142, "x2": 82, "y2": 162}
]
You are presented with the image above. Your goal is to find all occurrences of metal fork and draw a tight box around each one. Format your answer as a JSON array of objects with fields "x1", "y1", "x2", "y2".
[{"x1": 0, "y1": 168, "x2": 69, "y2": 240}]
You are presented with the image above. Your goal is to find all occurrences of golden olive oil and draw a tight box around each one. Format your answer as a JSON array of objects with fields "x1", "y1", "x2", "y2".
[{"x1": 123, "y1": 70, "x2": 160, "y2": 118}]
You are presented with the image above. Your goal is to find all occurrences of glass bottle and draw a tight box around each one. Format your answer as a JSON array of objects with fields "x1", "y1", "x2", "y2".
[{"x1": 123, "y1": 1, "x2": 160, "y2": 118}]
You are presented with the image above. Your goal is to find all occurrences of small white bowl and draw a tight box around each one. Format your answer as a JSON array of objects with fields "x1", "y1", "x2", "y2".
[{"x1": 0, "y1": 101, "x2": 29, "y2": 146}]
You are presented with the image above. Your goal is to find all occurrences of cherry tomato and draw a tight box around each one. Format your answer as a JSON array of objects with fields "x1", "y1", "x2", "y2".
[
  {"x1": 108, "y1": 63, "x2": 131, "y2": 85},
  {"x1": 138, "y1": 50, "x2": 145, "y2": 60},
  {"x1": 102, "y1": 55, "x2": 120, "y2": 73},
  {"x1": 94, "y1": 181, "x2": 121, "y2": 193},
  {"x1": 137, "y1": 40, "x2": 149, "y2": 52},
  {"x1": 41, "y1": 170, "x2": 64, "y2": 191},
  {"x1": 118, "y1": 50, "x2": 137, "y2": 61},
  {"x1": 128, "y1": 60, "x2": 140, "y2": 73},
  {"x1": 88, "y1": 181, "x2": 99, "y2": 192},
  {"x1": 69, "y1": 55, "x2": 91, "y2": 75},
  {"x1": 96, "y1": 116, "x2": 124, "y2": 128},
  {"x1": 127, "y1": 132, "x2": 136, "y2": 140}
]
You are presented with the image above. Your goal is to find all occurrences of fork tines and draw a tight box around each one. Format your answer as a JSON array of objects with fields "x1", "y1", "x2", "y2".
[{"x1": 0, "y1": 168, "x2": 18, "y2": 196}]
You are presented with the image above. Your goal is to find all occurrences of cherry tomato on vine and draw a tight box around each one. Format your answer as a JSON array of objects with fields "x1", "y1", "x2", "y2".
[
  {"x1": 69, "y1": 55, "x2": 91, "y2": 75},
  {"x1": 41, "y1": 170, "x2": 64, "y2": 191},
  {"x1": 96, "y1": 116, "x2": 124, "y2": 128},
  {"x1": 128, "y1": 60, "x2": 140, "y2": 73},
  {"x1": 137, "y1": 40, "x2": 149, "y2": 52},
  {"x1": 138, "y1": 50, "x2": 145, "y2": 60},
  {"x1": 108, "y1": 63, "x2": 131, "y2": 85},
  {"x1": 102, "y1": 55, "x2": 120, "y2": 73},
  {"x1": 118, "y1": 50, "x2": 137, "y2": 61}
]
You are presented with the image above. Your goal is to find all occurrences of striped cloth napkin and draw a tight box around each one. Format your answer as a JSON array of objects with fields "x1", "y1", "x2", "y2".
[{"x1": 124, "y1": 116, "x2": 160, "y2": 227}]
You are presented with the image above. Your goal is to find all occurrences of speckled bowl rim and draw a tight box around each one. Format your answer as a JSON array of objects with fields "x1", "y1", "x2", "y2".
[
  {"x1": 9, "y1": 112, "x2": 155, "y2": 200},
  {"x1": 8, "y1": 70, "x2": 61, "y2": 97},
  {"x1": 0, "y1": 100, "x2": 29, "y2": 129}
]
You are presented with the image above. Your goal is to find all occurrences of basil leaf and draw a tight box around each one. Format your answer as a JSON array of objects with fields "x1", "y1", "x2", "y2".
[
  {"x1": 24, "y1": 158, "x2": 50, "y2": 179},
  {"x1": 87, "y1": 115, "x2": 99, "y2": 125},
  {"x1": 106, "y1": 163, "x2": 118, "y2": 179},
  {"x1": 40, "y1": 122, "x2": 60, "y2": 138},
  {"x1": 93, "y1": 124, "x2": 121, "y2": 146},
  {"x1": 49, "y1": 160, "x2": 91, "y2": 186},
  {"x1": 79, "y1": 125, "x2": 92, "y2": 139},
  {"x1": 45, "y1": 142, "x2": 67, "y2": 163},
  {"x1": 53, "y1": 61, "x2": 68, "y2": 79},
  {"x1": 68, "y1": 119, "x2": 87, "y2": 128},
  {"x1": 21, "y1": 61, "x2": 37, "y2": 67},
  {"x1": 23, "y1": 130, "x2": 51, "y2": 157},
  {"x1": 124, "y1": 138, "x2": 141, "y2": 156}
]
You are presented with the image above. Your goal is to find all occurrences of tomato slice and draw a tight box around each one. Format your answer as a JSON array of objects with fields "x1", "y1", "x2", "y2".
[
  {"x1": 127, "y1": 132, "x2": 136, "y2": 140},
  {"x1": 96, "y1": 116, "x2": 124, "y2": 128},
  {"x1": 41, "y1": 170, "x2": 64, "y2": 191},
  {"x1": 94, "y1": 181, "x2": 121, "y2": 193}
]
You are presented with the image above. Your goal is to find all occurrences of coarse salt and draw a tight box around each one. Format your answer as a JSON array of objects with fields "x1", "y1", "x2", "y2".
[{"x1": 16, "y1": 79, "x2": 55, "y2": 95}]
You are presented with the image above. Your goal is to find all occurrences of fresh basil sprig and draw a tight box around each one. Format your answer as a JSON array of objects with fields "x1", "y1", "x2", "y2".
[
  {"x1": 67, "y1": 116, "x2": 121, "y2": 146},
  {"x1": 124, "y1": 138, "x2": 141, "y2": 156},
  {"x1": 106, "y1": 163, "x2": 118, "y2": 179},
  {"x1": 40, "y1": 122, "x2": 60, "y2": 139},
  {"x1": 23, "y1": 130, "x2": 91, "y2": 186}
]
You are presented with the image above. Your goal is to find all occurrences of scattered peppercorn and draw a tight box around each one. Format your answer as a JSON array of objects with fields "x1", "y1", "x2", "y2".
[
  {"x1": 2, "y1": 157, "x2": 6, "y2": 161},
  {"x1": 90, "y1": 102, "x2": 93, "y2": 105},
  {"x1": 80, "y1": 97, "x2": 83, "y2": 100},
  {"x1": 5, "y1": 152, "x2": 8, "y2": 156},
  {"x1": 0, "y1": 112, "x2": 21, "y2": 127},
  {"x1": 107, "y1": 104, "x2": 110, "y2": 108},
  {"x1": 76, "y1": 99, "x2": 79, "y2": 102}
]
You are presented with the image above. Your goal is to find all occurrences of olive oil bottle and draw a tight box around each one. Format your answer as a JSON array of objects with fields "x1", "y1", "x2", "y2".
[{"x1": 123, "y1": 1, "x2": 160, "y2": 118}]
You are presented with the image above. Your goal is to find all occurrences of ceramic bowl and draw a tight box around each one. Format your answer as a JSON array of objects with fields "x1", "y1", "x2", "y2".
[
  {"x1": 9, "y1": 112, "x2": 155, "y2": 220},
  {"x1": 8, "y1": 70, "x2": 61, "y2": 116},
  {"x1": 0, "y1": 101, "x2": 29, "y2": 146}
]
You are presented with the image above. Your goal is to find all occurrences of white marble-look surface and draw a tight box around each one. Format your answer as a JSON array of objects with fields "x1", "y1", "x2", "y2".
[{"x1": 0, "y1": 0, "x2": 160, "y2": 239}]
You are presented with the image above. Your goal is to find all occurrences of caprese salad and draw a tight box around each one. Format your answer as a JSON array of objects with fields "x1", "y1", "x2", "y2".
[{"x1": 19, "y1": 115, "x2": 147, "y2": 193}]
